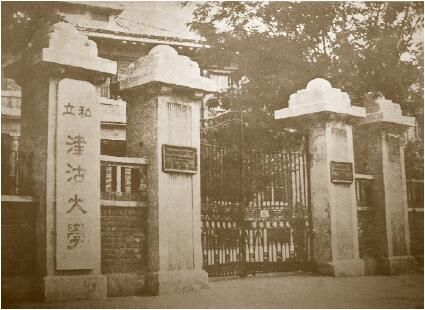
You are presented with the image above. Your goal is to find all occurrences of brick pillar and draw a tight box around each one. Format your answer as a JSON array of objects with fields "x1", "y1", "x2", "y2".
[
  {"x1": 5, "y1": 21, "x2": 116, "y2": 301},
  {"x1": 355, "y1": 94, "x2": 417, "y2": 274},
  {"x1": 275, "y1": 78, "x2": 366, "y2": 276},
  {"x1": 119, "y1": 45, "x2": 215, "y2": 295}
]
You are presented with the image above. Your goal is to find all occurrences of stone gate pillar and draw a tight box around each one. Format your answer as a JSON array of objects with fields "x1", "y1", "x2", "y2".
[
  {"x1": 274, "y1": 78, "x2": 366, "y2": 276},
  {"x1": 355, "y1": 94, "x2": 416, "y2": 274},
  {"x1": 5, "y1": 22, "x2": 116, "y2": 301},
  {"x1": 119, "y1": 45, "x2": 215, "y2": 295}
]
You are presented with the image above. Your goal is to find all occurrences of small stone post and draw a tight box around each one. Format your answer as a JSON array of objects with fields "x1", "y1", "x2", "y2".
[
  {"x1": 5, "y1": 22, "x2": 116, "y2": 301},
  {"x1": 119, "y1": 45, "x2": 215, "y2": 295},
  {"x1": 274, "y1": 78, "x2": 366, "y2": 276},
  {"x1": 355, "y1": 94, "x2": 416, "y2": 274}
]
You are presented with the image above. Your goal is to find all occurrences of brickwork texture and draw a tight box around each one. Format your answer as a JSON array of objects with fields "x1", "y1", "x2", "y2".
[{"x1": 101, "y1": 206, "x2": 147, "y2": 274}]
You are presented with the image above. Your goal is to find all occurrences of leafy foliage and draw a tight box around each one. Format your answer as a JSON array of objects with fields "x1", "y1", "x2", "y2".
[
  {"x1": 405, "y1": 138, "x2": 424, "y2": 178},
  {"x1": 190, "y1": 1, "x2": 424, "y2": 117},
  {"x1": 1, "y1": 2, "x2": 63, "y2": 56}
]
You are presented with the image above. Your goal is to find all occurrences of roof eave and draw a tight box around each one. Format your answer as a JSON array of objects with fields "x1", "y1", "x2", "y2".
[
  {"x1": 77, "y1": 26, "x2": 208, "y2": 49},
  {"x1": 58, "y1": 1, "x2": 125, "y2": 14}
]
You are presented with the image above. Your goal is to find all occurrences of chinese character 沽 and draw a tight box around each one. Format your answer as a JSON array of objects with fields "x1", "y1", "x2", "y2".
[
  {"x1": 67, "y1": 223, "x2": 84, "y2": 249},
  {"x1": 67, "y1": 194, "x2": 87, "y2": 214},
  {"x1": 63, "y1": 102, "x2": 75, "y2": 116},
  {"x1": 78, "y1": 106, "x2": 92, "y2": 118},
  {"x1": 66, "y1": 135, "x2": 87, "y2": 156},
  {"x1": 66, "y1": 163, "x2": 86, "y2": 183}
]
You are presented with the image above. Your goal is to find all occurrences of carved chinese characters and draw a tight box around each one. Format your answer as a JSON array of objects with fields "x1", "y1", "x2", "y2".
[{"x1": 56, "y1": 79, "x2": 100, "y2": 270}]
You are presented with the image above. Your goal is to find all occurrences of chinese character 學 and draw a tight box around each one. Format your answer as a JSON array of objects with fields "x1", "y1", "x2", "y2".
[
  {"x1": 78, "y1": 106, "x2": 92, "y2": 118},
  {"x1": 66, "y1": 163, "x2": 86, "y2": 183},
  {"x1": 66, "y1": 135, "x2": 87, "y2": 156},
  {"x1": 63, "y1": 102, "x2": 75, "y2": 116},
  {"x1": 67, "y1": 194, "x2": 87, "y2": 214},
  {"x1": 67, "y1": 223, "x2": 84, "y2": 249}
]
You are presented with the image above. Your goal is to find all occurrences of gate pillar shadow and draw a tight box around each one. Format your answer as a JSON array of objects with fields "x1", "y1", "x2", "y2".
[
  {"x1": 119, "y1": 45, "x2": 216, "y2": 295},
  {"x1": 275, "y1": 78, "x2": 366, "y2": 276}
]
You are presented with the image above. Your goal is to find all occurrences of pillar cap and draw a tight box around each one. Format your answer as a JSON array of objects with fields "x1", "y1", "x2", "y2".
[
  {"x1": 119, "y1": 45, "x2": 217, "y2": 94},
  {"x1": 5, "y1": 22, "x2": 116, "y2": 83},
  {"x1": 358, "y1": 93, "x2": 415, "y2": 128},
  {"x1": 274, "y1": 78, "x2": 365, "y2": 122}
]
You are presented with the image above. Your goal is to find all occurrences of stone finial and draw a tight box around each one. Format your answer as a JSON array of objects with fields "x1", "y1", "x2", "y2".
[
  {"x1": 306, "y1": 78, "x2": 332, "y2": 90},
  {"x1": 275, "y1": 78, "x2": 365, "y2": 121},
  {"x1": 119, "y1": 45, "x2": 216, "y2": 93},
  {"x1": 33, "y1": 22, "x2": 98, "y2": 58},
  {"x1": 289, "y1": 78, "x2": 351, "y2": 108},
  {"x1": 360, "y1": 92, "x2": 415, "y2": 127},
  {"x1": 5, "y1": 21, "x2": 116, "y2": 81}
]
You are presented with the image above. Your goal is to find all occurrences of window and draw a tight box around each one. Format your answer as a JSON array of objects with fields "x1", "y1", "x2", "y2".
[
  {"x1": 101, "y1": 139, "x2": 126, "y2": 157},
  {"x1": 91, "y1": 12, "x2": 109, "y2": 22},
  {"x1": 100, "y1": 77, "x2": 111, "y2": 98}
]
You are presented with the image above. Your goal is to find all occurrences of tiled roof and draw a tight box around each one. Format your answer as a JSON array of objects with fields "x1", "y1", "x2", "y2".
[
  {"x1": 64, "y1": 1, "x2": 203, "y2": 44},
  {"x1": 64, "y1": 1, "x2": 125, "y2": 12},
  {"x1": 114, "y1": 14, "x2": 201, "y2": 42}
]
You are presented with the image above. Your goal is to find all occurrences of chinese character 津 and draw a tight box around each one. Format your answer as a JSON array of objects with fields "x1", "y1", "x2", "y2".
[{"x1": 66, "y1": 135, "x2": 87, "y2": 156}]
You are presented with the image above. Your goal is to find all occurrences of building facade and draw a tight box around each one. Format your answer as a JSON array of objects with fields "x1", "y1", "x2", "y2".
[{"x1": 1, "y1": 1, "x2": 422, "y2": 304}]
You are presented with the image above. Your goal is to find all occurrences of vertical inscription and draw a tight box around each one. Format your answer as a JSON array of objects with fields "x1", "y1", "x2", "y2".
[{"x1": 56, "y1": 79, "x2": 99, "y2": 270}]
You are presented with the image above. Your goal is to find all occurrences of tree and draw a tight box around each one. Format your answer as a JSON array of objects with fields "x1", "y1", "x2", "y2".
[
  {"x1": 1, "y1": 2, "x2": 62, "y2": 56},
  {"x1": 189, "y1": 1, "x2": 423, "y2": 117},
  {"x1": 405, "y1": 138, "x2": 424, "y2": 179}
]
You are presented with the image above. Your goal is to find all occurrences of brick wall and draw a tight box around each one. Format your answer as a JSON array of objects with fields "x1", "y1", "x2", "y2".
[
  {"x1": 2, "y1": 201, "x2": 38, "y2": 303},
  {"x1": 101, "y1": 206, "x2": 147, "y2": 274},
  {"x1": 357, "y1": 211, "x2": 377, "y2": 258},
  {"x1": 1, "y1": 202, "x2": 37, "y2": 277}
]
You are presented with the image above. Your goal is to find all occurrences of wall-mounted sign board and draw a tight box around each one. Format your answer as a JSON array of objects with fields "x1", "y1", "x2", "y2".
[
  {"x1": 330, "y1": 161, "x2": 353, "y2": 184},
  {"x1": 162, "y1": 144, "x2": 197, "y2": 174},
  {"x1": 260, "y1": 209, "x2": 270, "y2": 219}
]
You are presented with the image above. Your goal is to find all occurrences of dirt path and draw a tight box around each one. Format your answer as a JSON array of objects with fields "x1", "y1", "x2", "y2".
[{"x1": 7, "y1": 273, "x2": 424, "y2": 309}]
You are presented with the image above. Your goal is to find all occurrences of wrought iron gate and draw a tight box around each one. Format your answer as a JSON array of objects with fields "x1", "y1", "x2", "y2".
[{"x1": 200, "y1": 134, "x2": 311, "y2": 277}]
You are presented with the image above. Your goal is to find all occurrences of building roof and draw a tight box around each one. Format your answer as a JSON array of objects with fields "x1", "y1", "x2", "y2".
[
  {"x1": 61, "y1": 1, "x2": 125, "y2": 13},
  {"x1": 63, "y1": 1, "x2": 204, "y2": 46}
]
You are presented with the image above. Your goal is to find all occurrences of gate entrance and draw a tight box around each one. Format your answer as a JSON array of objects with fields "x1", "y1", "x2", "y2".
[{"x1": 200, "y1": 112, "x2": 311, "y2": 277}]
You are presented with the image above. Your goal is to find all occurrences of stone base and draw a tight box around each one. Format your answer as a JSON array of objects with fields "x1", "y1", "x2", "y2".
[
  {"x1": 317, "y1": 259, "x2": 365, "y2": 277},
  {"x1": 106, "y1": 273, "x2": 145, "y2": 297},
  {"x1": 363, "y1": 257, "x2": 378, "y2": 275},
  {"x1": 146, "y1": 269, "x2": 209, "y2": 295},
  {"x1": 378, "y1": 256, "x2": 418, "y2": 275},
  {"x1": 43, "y1": 274, "x2": 107, "y2": 302}
]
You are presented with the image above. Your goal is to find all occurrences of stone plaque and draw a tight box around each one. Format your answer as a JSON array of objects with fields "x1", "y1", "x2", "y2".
[
  {"x1": 56, "y1": 79, "x2": 100, "y2": 270},
  {"x1": 330, "y1": 161, "x2": 353, "y2": 184},
  {"x1": 162, "y1": 144, "x2": 197, "y2": 174}
]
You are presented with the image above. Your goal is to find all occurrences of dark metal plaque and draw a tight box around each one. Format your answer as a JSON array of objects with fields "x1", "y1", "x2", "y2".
[
  {"x1": 330, "y1": 161, "x2": 353, "y2": 184},
  {"x1": 162, "y1": 144, "x2": 197, "y2": 174}
]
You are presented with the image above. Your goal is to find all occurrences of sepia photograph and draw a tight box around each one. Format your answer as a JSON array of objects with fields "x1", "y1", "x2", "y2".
[{"x1": 1, "y1": 0, "x2": 423, "y2": 308}]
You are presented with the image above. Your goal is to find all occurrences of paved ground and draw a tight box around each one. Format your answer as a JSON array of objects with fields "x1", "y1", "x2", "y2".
[{"x1": 7, "y1": 273, "x2": 424, "y2": 309}]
